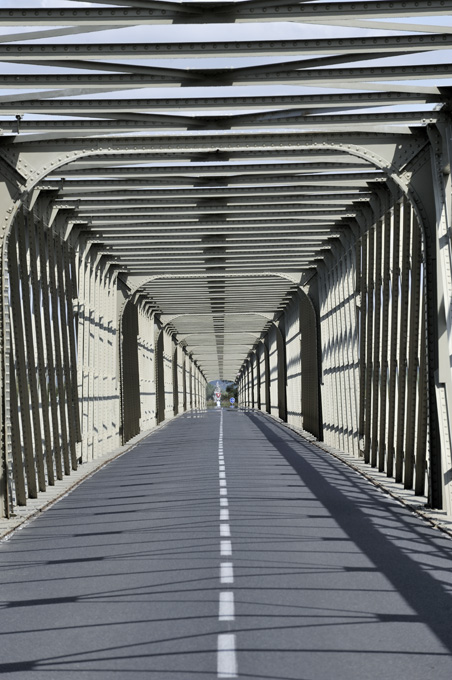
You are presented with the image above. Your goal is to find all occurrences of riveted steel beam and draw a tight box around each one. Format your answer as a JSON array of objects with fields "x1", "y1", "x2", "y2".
[
  {"x1": 2, "y1": 65, "x2": 450, "y2": 92},
  {"x1": 8, "y1": 221, "x2": 38, "y2": 499},
  {"x1": 0, "y1": 1, "x2": 448, "y2": 27},
  {"x1": 50, "y1": 160, "x2": 371, "y2": 179},
  {"x1": 3, "y1": 33, "x2": 452, "y2": 62},
  {"x1": 395, "y1": 199, "x2": 411, "y2": 484},
  {"x1": 378, "y1": 211, "x2": 391, "y2": 472},
  {"x1": 53, "y1": 187, "x2": 373, "y2": 202},
  {"x1": 37, "y1": 171, "x2": 384, "y2": 191},
  {"x1": 3, "y1": 90, "x2": 441, "y2": 120},
  {"x1": 386, "y1": 202, "x2": 401, "y2": 478},
  {"x1": 0, "y1": 111, "x2": 441, "y2": 136}
]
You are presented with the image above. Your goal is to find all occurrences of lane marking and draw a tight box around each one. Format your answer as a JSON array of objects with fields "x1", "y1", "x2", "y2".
[
  {"x1": 221, "y1": 540, "x2": 232, "y2": 556},
  {"x1": 217, "y1": 410, "x2": 238, "y2": 678},
  {"x1": 220, "y1": 562, "x2": 234, "y2": 584},
  {"x1": 219, "y1": 591, "x2": 235, "y2": 621},
  {"x1": 217, "y1": 634, "x2": 237, "y2": 678},
  {"x1": 220, "y1": 523, "x2": 231, "y2": 538}
]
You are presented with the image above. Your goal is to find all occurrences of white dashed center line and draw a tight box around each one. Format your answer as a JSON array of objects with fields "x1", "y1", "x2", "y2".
[
  {"x1": 218, "y1": 634, "x2": 238, "y2": 678},
  {"x1": 221, "y1": 539, "x2": 232, "y2": 556},
  {"x1": 220, "y1": 562, "x2": 234, "y2": 584},
  {"x1": 220, "y1": 523, "x2": 231, "y2": 538},
  {"x1": 217, "y1": 409, "x2": 238, "y2": 677},
  {"x1": 219, "y1": 591, "x2": 235, "y2": 621}
]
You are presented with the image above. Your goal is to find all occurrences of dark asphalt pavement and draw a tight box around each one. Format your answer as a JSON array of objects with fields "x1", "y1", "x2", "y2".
[{"x1": 1, "y1": 408, "x2": 452, "y2": 679}]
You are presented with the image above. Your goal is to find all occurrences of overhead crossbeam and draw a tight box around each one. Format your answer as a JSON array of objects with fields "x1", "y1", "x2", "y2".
[{"x1": 0, "y1": 0, "x2": 447, "y2": 380}]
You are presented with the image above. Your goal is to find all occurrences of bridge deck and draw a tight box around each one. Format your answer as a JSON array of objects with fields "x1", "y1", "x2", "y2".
[{"x1": 0, "y1": 409, "x2": 451, "y2": 679}]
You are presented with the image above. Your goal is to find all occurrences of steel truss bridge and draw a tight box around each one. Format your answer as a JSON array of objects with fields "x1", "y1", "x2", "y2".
[{"x1": 1, "y1": 0, "x2": 452, "y2": 518}]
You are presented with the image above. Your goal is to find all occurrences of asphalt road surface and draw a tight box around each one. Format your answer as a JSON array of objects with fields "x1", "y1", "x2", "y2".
[{"x1": 1, "y1": 408, "x2": 452, "y2": 679}]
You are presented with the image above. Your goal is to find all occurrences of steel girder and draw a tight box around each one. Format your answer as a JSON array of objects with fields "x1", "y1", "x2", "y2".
[
  {"x1": 0, "y1": 0, "x2": 452, "y2": 510},
  {"x1": 0, "y1": 0, "x2": 443, "y2": 381}
]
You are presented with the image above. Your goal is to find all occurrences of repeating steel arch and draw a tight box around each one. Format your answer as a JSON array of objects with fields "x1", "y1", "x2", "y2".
[{"x1": 1, "y1": 0, "x2": 452, "y2": 518}]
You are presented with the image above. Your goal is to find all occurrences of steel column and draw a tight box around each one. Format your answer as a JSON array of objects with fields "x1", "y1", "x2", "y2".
[{"x1": 395, "y1": 199, "x2": 411, "y2": 483}]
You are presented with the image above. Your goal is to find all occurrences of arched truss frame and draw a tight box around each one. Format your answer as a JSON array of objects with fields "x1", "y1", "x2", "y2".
[{"x1": 1, "y1": 0, "x2": 452, "y2": 513}]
